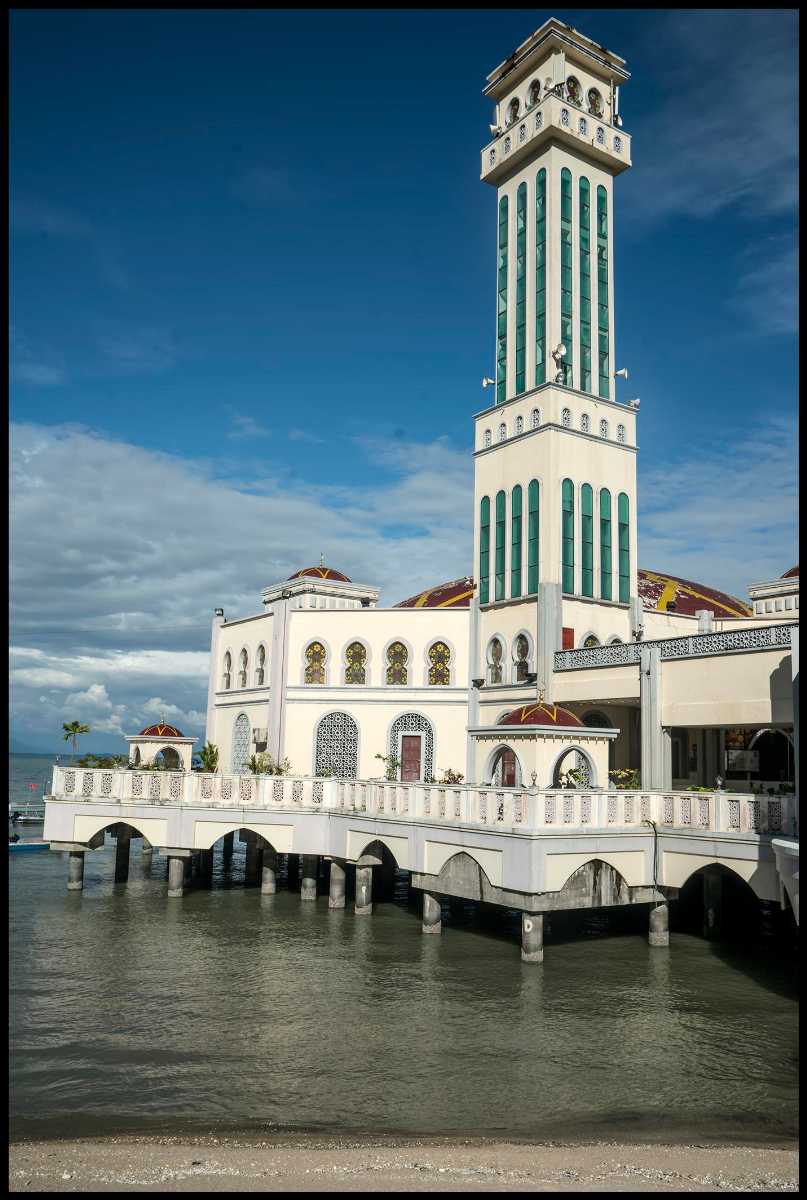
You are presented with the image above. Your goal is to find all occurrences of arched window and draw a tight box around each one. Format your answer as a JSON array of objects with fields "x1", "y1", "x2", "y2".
[
  {"x1": 484, "y1": 428, "x2": 492, "y2": 448},
  {"x1": 579, "y1": 116, "x2": 588, "y2": 136},
  {"x1": 515, "y1": 414, "x2": 524, "y2": 434},
  {"x1": 528, "y1": 79, "x2": 540, "y2": 107},
  {"x1": 344, "y1": 641, "x2": 366, "y2": 684},
  {"x1": 494, "y1": 490, "x2": 506, "y2": 601},
  {"x1": 617, "y1": 423, "x2": 626, "y2": 444},
  {"x1": 504, "y1": 135, "x2": 511, "y2": 154},
  {"x1": 562, "y1": 407, "x2": 571, "y2": 428},
  {"x1": 315, "y1": 711, "x2": 359, "y2": 778},
  {"x1": 600, "y1": 418, "x2": 609, "y2": 438},
  {"x1": 514, "y1": 633, "x2": 530, "y2": 682},
  {"x1": 479, "y1": 496, "x2": 490, "y2": 605},
  {"x1": 527, "y1": 479, "x2": 539, "y2": 593},
  {"x1": 583, "y1": 634, "x2": 600, "y2": 648},
  {"x1": 562, "y1": 478, "x2": 575, "y2": 594},
  {"x1": 618, "y1": 493, "x2": 630, "y2": 603},
  {"x1": 614, "y1": 135, "x2": 623, "y2": 153},
  {"x1": 531, "y1": 407, "x2": 540, "y2": 429},
  {"x1": 581, "y1": 483, "x2": 594, "y2": 597},
  {"x1": 580, "y1": 413, "x2": 590, "y2": 433},
  {"x1": 510, "y1": 484, "x2": 523, "y2": 598},
  {"x1": 506, "y1": 97, "x2": 520, "y2": 125},
  {"x1": 515, "y1": 181, "x2": 527, "y2": 394},
  {"x1": 535, "y1": 168, "x2": 546, "y2": 386},
  {"x1": 596, "y1": 126, "x2": 605, "y2": 146},
  {"x1": 238, "y1": 648, "x2": 248, "y2": 688},
  {"x1": 498, "y1": 422, "x2": 507, "y2": 442},
  {"x1": 560, "y1": 107, "x2": 570, "y2": 127},
  {"x1": 496, "y1": 196, "x2": 508, "y2": 404},
  {"x1": 488, "y1": 637, "x2": 504, "y2": 684},
  {"x1": 597, "y1": 185, "x2": 610, "y2": 398},
  {"x1": 386, "y1": 641, "x2": 408, "y2": 685},
  {"x1": 518, "y1": 123, "x2": 526, "y2": 144},
  {"x1": 255, "y1": 645, "x2": 266, "y2": 686},
  {"x1": 390, "y1": 713, "x2": 434, "y2": 782},
  {"x1": 583, "y1": 709, "x2": 610, "y2": 727},
  {"x1": 305, "y1": 641, "x2": 327, "y2": 684},
  {"x1": 600, "y1": 488, "x2": 612, "y2": 600},
  {"x1": 231, "y1": 713, "x2": 250, "y2": 775},
  {"x1": 588, "y1": 87, "x2": 604, "y2": 116},
  {"x1": 222, "y1": 651, "x2": 231, "y2": 691},
  {"x1": 560, "y1": 168, "x2": 573, "y2": 385},
  {"x1": 491, "y1": 746, "x2": 521, "y2": 787},
  {"x1": 566, "y1": 76, "x2": 582, "y2": 105},
  {"x1": 608, "y1": 637, "x2": 623, "y2": 645},
  {"x1": 428, "y1": 641, "x2": 451, "y2": 685},
  {"x1": 579, "y1": 177, "x2": 591, "y2": 392}
]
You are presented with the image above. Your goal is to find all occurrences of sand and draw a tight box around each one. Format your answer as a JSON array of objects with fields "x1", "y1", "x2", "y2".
[{"x1": 8, "y1": 1134, "x2": 798, "y2": 1192}]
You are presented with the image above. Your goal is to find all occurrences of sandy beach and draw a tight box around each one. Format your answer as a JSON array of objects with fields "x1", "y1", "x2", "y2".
[{"x1": 8, "y1": 1135, "x2": 798, "y2": 1192}]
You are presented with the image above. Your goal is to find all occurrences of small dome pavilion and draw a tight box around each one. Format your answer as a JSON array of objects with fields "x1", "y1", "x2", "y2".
[
  {"x1": 471, "y1": 699, "x2": 617, "y2": 789},
  {"x1": 125, "y1": 719, "x2": 197, "y2": 771}
]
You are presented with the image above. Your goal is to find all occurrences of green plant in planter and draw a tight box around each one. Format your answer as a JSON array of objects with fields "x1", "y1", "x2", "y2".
[
  {"x1": 609, "y1": 768, "x2": 640, "y2": 789},
  {"x1": 374, "y1": 752, "x2": 400, "y2": 781}
]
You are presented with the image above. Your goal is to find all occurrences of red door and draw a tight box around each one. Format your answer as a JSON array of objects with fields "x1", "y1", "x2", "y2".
[
  {"x1": 501, "y1": 749, "x2": 517, "y2": 787},
  {"x1": 400, "y1": 735, "x2": 422, "y2": 782}
]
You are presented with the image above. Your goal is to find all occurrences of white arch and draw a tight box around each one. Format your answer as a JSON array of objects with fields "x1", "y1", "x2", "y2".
[
  {"x1": 483, "y1": 742, "x2": 523, "y2": 787},
  {"x1": 313, "y1": 710, "x2": 360, "y2": 778},
  {"x1": 548, "y1": 743, "x2": 598, "y2": 788}
]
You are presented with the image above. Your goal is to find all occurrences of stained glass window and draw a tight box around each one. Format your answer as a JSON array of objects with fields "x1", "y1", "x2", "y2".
[
  {"x1": 583, "y1": 634, "x2": 600, "y2": 648},
  {"x1": 344, "y1": 641, "x2": 366, "y2": 684},
  {"x1": 535, "y1": 168, "x2": 546, "y2": 386},
  {"x1": 428, "y1": 641, "x2": 451, "y2": 685},
  {"x1": 305, "y1": 641, "x2": 327, "y2": 684},
  {"x1": 515, "y1": 633, "x2": 530, "y2": 681},
  {"x1": 600, "y1": 488, "x2": 612, "y2": 600},
  {"x1": 496, "y1": 196, "x2": 508, "y2": 404},
  {"x1": 386, "y1": 641, "x2": 408, "y2": 685},
  {"x1": 488, "y1": 638, "x2": 503, "y2": 684}
]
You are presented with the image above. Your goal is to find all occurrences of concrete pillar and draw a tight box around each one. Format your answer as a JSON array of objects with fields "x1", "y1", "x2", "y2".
[
  {"x1": 648, "y1": 902, "x2": 669, "y2": 947},
  {"x1": 300, "y1": 854, "x2": 318, "y2": 900},
  {"x1": 422, "y1": 891, "x2": 442, "y2": 935},
  {"x1": 536, "y1": 582, "x2": 562, "y2": 702},
  {"x1": 640, "y1": 645, "x2": 671, "y2": 789},
  {"x1": 222, "y1": 831, "x2": 234, "y2": 860},
  {"x1": 168, "y1": 856, "x2": 185, "y2": 898},
  {"x1": 703, "y1": 869, "x2": 722, "y2": 939},
  {"x1": 114, "y1": 827, "x2": 131, "y2": 883},
  {"x1": 328, "y1": 860, "x2": 346, "y2": 909},
  {"x1": 355, "y1": 865, "x2": 373, "y2": 915},
  {"x1": 521, "y1": 912, "x2": 544, "y2": 963},
  {"x1": 261, "y1": 849, "x2": 278, "y2": 894},
  {"x1": 245, "y1": 838, "x2": 260, "y2": 885},
  {"x1": 67, "y1": 850, "x2": 85, "y2": 891}
]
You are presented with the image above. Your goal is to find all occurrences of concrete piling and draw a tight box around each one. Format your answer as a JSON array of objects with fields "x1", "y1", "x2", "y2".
[
  {"x1": 301, "y1": 855, "x2": 318, "y2": 900},
  {"x1": 521, "y1": 912, "x2": 544, "y2": 963},
  {"x1": 67, "y1": 850, "x2": 85, "y2": 891},
  {"x1": 168, "y1": 856, "x2": 185, "y2": 898},
  {"x1": 422, "y1": 890, "x2": 442, "y2": 935},
  {"x1": 703, "y1": 869, "x2": 723, "y2": 939},
  {"x1": 261, "y1": 849, "x2": 278, "y2": 894},
  {"x1": 355, "y1": 865, "x2": 373, "y2": 915},
  {"x1": 328, "y1": 860, "x2": 346, "y2": 909},
  {"x1": 648, "y1": 902, "x2": 669, "y2": 947},
  {"x1": 114, "y1": 826, "x2": 131, "y2": 883}
]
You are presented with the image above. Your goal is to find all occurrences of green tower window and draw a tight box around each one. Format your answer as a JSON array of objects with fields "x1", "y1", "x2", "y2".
[
  {"x1": 515, "y1": 183, "x2": 527, "y2": 394},
  {"x1": 511, "y1": 484, "x2": 522, "y2": 598},
  {"x1": 597, "y1": 186, "x2": 610, "y2": 399},
  {"x1": 618, "y1": 492, "x2": 630, "y2": 603},
  {"x1": 562, "y1": 478, "x2": 574, "y2": 594},
  {"x1": 479, "y1": 496, "x2": 490, "y2": 605},
  {"x1": 535, "y1": 169, "x2": 546, "y2": 386},
  {"x1": 496, "y1": 196, "x2": 508, "y2": 405},
  {"x1": 581, "y1": 483, "x2": 593, "y2": 597},
  {"x1": 527, "y1": 479, "x2": 539, "y2": 594},
  {"x1": 560, "y1": 169, "x2": 573, "y2": 387},
  {"x1": 600, "y1": 488, "x2": 612, "y2": 601},
  {"x1": 579, "y1": 178, "x2": 592, "y2": 393},
  {"x1": 495, "y1": 490, "x2": 506, "y2": 601}
]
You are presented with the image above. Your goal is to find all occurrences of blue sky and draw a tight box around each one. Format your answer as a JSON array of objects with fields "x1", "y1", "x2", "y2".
[{"x1": 10, "y1": 9, "x2": 798, "y2": 750}]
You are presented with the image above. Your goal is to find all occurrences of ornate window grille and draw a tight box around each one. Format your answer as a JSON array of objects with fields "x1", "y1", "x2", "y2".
[
  {"x1": 484, "y1": 428, "x2": 492, "y2": 448},
  {"x1": 389, "y1": 713, "x2": 434, "y2": 781},
  {"x1": 515, "y1": 414, "x2": 524, "y2": 435},
  {"x1": 315, "y1": 711, "x2": 359, "y2": 778},
  {"x1": 518, "y1": 123, "x2": 526, "y2": 143},
  {"x1": 344, "y1": 641, "x2": 367, "y2": 684},
  {"x1": 304, "y1": 641, "x2": 327, "y2": 684},
  {"x1": 504, "y1": 135, "x2": 511, "y2": 153},
  {"x1": 579, "y1": 117, "x2": 588, "y2": 136},
  {"x1": 581, "y1": 413, "x2": 590, "y2": 433},
  {"x1": 488, "y1": 637, "x2": 503, "y2": 684},
  {"x1": 535, "y1": 112, "x2": 543, "y2": 130},
  {"x1": 531, "y1": 407, "x2": 540, "y2": 429},
  {"x1": 560, "y1": 107, "x2": 570, "y2": 126},
  {"x1": 386, "y1": 641, "x2": 409, "y2": 685},
  {"x1": 231, "y1": 713, "x2": 250, "y2": 775},
  {"x1": 583, "y1": 634, "x2": 600, "y2": 648},
  {"x1": 488, "y1": 148, "x2": 496, "y2": 166},
  {"x1": 561, "y1": 407, "x2": 572, "y2": 428},
  {"x1": 428, "y1": 641, "x2": 451, "y2": 685},
  {"x1": 617, "y1": 423, "x2": 626, "y2": 444},
  {"x1": 596, "y1": 126, "x2": 605, "y2": 146},
  {"x1": 498, "y1": 422, "x2": 507, "y2": 442},
  {"x1": 600, "y1": 419, "x2": 609, "y2": 438},
  {"x1": 514, "y1": 633, "x2": 530, "y2": 681},
  {"x1": 613, "y1": 135, "x2": 623, "y2": 153}
]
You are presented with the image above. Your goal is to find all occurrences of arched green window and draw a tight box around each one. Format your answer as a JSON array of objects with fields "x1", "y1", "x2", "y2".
[
  {"x1": 597, "y1": 186, "x2": 609, "y2": 398},
  {"x1": 535, "y1": 169, "x2": 546, "y2": 386},
  {"x1": 479, "y1": 497, "x2": 490, "y2": 605},
  {"x1": 527, "y1": 479, "x2": 539, "y2": 593},
  {"x1": 515, "y1": 183, "x2": 526, "y2": 394},
  {"x1": 562, "y1": 479, "x2": 575, "y2": 594},
  {"x1": 600, "y1": 488, "x2": 612, "y2": 601},
  {"x1": 581, "y1": 483, "x2": 593, "y2": 597},
  {"x1": 560, "y1": 169, "x2": 573, "y2": 386},
  {"x1": 496, "y1": 196, "x2": 508, "y2": 404},
  {"x1": 618, "y1": 492, "x2": 630, "y2": 602},
  {"x1": 579, "y1": 178, "x2": 592, "y2": 392},
  {"x1": 511, "y1": 484, "x2": 522, "y2": 598},
  {"x1": 495, "y1": 490, "x2": 506, "y2": 601}
]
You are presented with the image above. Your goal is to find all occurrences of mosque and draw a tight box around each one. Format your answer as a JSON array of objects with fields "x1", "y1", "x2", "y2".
[{"x1": 195, "y1": 18, "x2": 797, "y2": 799}]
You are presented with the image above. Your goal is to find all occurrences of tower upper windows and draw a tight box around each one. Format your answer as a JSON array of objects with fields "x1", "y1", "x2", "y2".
[
  {"x1": 527, "y1": 79, "x2": 541, "y2": 108},
  {"x1": 587, "y1": 87, "x2": 604, "y2": 117},
  {"x1": 506, "y1": 97, "x2": 520, "y2": 126},
  {"x1": 566, "y1": 76, "x2": 582, "y2": 105}
]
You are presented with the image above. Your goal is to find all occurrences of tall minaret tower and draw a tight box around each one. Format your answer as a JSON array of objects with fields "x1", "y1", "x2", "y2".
[{"x1": 468, "y1": 19, "x2": 639, "y2": 747}]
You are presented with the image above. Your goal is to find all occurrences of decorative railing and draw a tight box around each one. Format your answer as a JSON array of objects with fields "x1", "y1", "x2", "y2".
[
  {"x1": 554, "y1": 622, "x2": 794, "y2": 672},
  {"x1": 481, "y1": 93, "x2": 630, "y2": 181},
  {"x1": 46, "y1": 767, "x2": 795, "y2": 837}
]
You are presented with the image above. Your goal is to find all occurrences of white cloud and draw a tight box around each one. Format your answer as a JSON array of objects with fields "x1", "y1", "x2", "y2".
[{"x1": 226, "y1": 412, "x2": 272, "y2": 440}]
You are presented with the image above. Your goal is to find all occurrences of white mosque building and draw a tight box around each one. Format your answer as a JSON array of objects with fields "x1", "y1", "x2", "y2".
[{"x1": 201, "y1": 18, "x2": 798, "y2": 801}]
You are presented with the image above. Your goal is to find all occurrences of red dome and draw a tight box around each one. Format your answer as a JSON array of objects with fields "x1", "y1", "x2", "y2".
[
  {"x1": 395, "y1": 577, "x2": 475, "y2": 609},
  {"x1": 638, "y1": 569, "x2": 751, "y2": 618},
  {"x1": 287, "y1": 566, "x2": 351, "y2": 583},
  {"x1": 497, "y1": 703, "x2": 583, "y2": 728},
  {"x1": 139, "y1": 722, "x2": 184, "y2": 738},
  {"x1": 782, "y1": 565, "x2": 799, "y2": 579}
]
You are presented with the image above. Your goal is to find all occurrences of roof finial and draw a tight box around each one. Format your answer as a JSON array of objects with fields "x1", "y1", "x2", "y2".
[
  {"x1": 319, "y1": 551, "x2": 325, "y2": 567},
  {"x1": 537, "y1": 686, "x2": 545, "y2": 705}
]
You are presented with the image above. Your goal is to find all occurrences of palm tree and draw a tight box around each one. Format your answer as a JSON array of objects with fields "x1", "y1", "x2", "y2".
[
  {"x1": 63, "y1": 721, "x2": 91, "y2": 761},
  {"x1": 198, "y1": 742, "x2": 219, "y2": 773}
]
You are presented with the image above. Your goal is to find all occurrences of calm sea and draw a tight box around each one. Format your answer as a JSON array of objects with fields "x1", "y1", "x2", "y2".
[
  {"x1": 9, "y1": 755, "x2": 799, "y2": 1146},
  {"x1": 9, "y1": 753, "x2": 60, "y2": 810}
]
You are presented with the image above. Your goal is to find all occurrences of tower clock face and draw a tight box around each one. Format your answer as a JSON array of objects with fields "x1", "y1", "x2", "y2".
[
  {"x1": 588, "y1": 88, "x2": 603, "y2": 116},
  {"x1": 566, "y1": 76, "x2": 582, "y2": 104}
]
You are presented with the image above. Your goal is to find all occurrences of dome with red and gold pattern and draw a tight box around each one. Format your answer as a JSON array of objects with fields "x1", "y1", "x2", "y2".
[
  {"x1": 287, "y1": 565, "x2": 352, "y2": 583},
  {"x1": 138, "y1": 722, "x2": 184, "y2": 738},
  {"x1": 497, "y1": 702, "x2": 584, "y2": 728}
]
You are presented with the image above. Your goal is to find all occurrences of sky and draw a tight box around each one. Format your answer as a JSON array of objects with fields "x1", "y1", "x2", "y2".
[{"x1": 10, "y1": 9, "x2": 798, "y2": 752}]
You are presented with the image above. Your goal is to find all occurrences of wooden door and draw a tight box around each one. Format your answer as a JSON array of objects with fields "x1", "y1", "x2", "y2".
[
  {"x1": 501, "y1": 748, "x2": 517, "y2": 787},
  {"x1": 400, "y1": 735, "x2": 422, "y2": 782}
]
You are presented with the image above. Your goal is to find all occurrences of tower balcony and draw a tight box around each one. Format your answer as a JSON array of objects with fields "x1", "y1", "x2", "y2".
[{"x1": 481, "y1": 93, "x2": 631, "y2": 185}]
